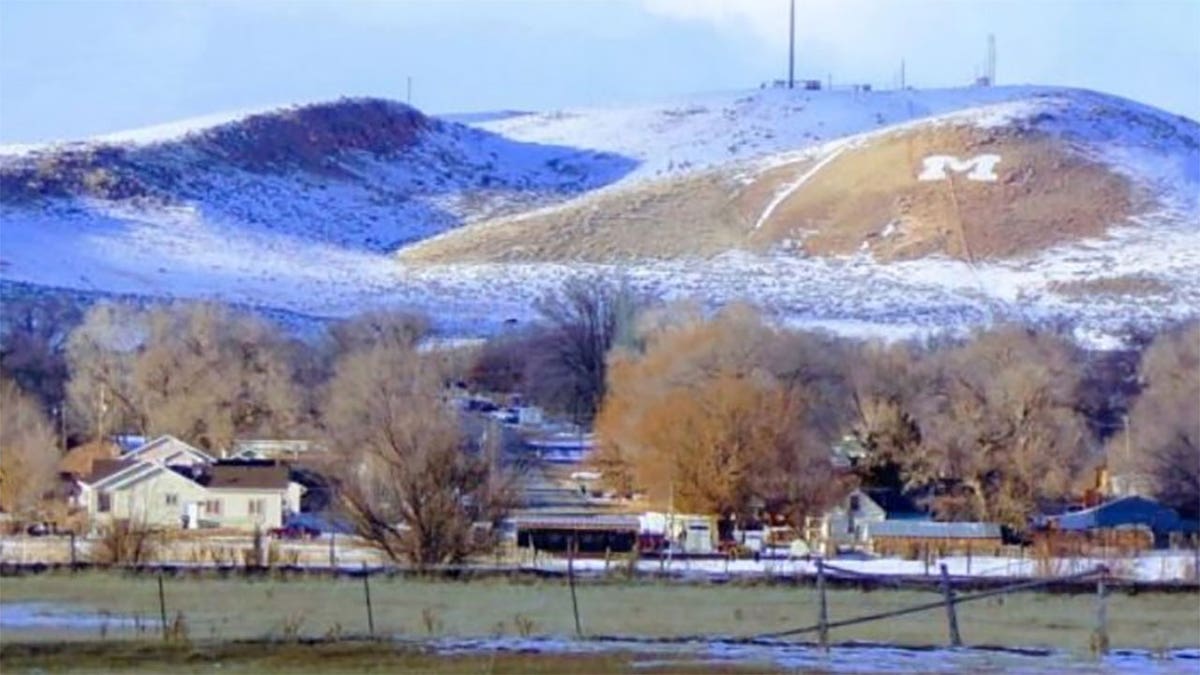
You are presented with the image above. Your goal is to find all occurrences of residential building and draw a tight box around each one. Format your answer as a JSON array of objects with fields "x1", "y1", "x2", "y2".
[
  {"x1": 77, "y1": 436, "x2": 304, "y2": 532},
  {"x1": 201, "y1": 464, "x2": 301, "y2": 530},
  {"x1": 81, "y1": 459, "x2": 210, "y2": 529},
  {"x1": 123, "y1": 435, "x2": 215, "y2": 466},
  {"x1": 821, "y1": 488, "x2": 931, "y2": 551}
]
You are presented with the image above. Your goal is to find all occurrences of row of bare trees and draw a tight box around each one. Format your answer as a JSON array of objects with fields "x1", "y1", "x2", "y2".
[{"x1": 1, "y1": 281, "x2": 1196, "y2": 555}]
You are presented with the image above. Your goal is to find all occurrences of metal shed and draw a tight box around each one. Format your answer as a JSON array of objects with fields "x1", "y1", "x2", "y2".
[
  {"x1": 1052, "y1": 496, "x2": 1184, "y2": 548},
  {"x1": 866, "y1": 520, "x2": 1003, "y2": 556}
]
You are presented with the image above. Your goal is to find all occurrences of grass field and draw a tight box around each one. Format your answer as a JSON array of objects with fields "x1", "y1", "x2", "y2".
[
  {"x1": 2, "y1": 572, "x2": 1197, "y2": 656},
  {"x1": 1, "y1": 640, "x2": 786, "y2": 675}
]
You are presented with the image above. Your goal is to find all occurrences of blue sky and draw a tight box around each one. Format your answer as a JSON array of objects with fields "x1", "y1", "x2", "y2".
[{"x1": 1, "y1": 0, "x2": 1197, "y2": 143}]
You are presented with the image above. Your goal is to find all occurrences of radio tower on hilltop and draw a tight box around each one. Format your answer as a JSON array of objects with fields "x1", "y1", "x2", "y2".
[
  {"x1": 987, "y1": 33, "x2": 997, "y2": 85},
  {"x1": 788, "y1": 0, "x2": 796, "y2": 89}
]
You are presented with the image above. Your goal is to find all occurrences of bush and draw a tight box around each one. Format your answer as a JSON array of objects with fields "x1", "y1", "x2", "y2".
[{"x1": 89, "y1": 519, "x2": 164, "y2": 565}]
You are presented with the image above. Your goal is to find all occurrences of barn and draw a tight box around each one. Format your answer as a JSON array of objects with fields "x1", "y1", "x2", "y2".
[{"x1": 1047, "y1": 496, "x2": 1186, "y2": 550}]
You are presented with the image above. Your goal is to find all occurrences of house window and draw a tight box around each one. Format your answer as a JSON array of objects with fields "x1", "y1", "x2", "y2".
[
  {"x1": 164, "y1": 493, "x2": 178, "y2": 506},
  {"x1": 248, "y1": 499, "x2": 266, "y2": 516},
  {"x1": 849, "y1": 495, "x2": 861, "y2": 512},
  {"x1": 204, "y1": 499, "x2": 222, "y2": 516},
  {"x1": 98, "y1": 492, "x2": 112, "y2": 513}
]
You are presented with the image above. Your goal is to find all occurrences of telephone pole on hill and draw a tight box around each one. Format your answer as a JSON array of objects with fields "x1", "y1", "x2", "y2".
[
  {"x1": 987, "y1": 34, "x2": 997, "y2": 85},
  {"x1": 788, "y1": 0, "x2": 795, "y2": 88}
]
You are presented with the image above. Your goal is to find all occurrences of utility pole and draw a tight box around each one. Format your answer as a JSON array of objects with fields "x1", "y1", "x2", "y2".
[
  {"x1": 59, "y1": 405, "x2": 66, "y2": 453},
  {"x1": 406, "y1": 76, "x2": 412, "y2": 105},
  {"x1": 900, "y1": 58, "x2": 906, "y2": 89},
  {"x1": 788, "y1": 0, "x2": 795, "y2": 89},
  {"x1": 987, "y1": 34, "x2": 996, "y2": 85}
]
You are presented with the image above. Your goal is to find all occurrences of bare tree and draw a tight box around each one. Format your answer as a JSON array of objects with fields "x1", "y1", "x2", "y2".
[
  {"x1": 909, "y1": 326, "x2": 1090, "y2": 529},
  {"x1": 131, "y1": 303, "x2": 298, "y2": 451},
  {"x1": 65, "y1": 302, "x2": 144, "y2": 440},
  {"x1": 0, "y1": 296, "x2": 82, "y2": 410},
  {"x1": 325, "y1": 310, "x2": 429, "y2": 357},
  {"x1": 468, "y1": 330, "x2": 534, "y2": 394},
  {"x1": 528, "y1": 274, "x2": 647, "y2": 422},
  {"x1": 0, "y1": 377, "x2": 59, "y2": 520},
  {"x1": 1114, "y1": 321, "x2": 1199, "y2": 517},
  {"x1": 66, "y1": 302, "x2": 299, "y2": 451},
  {"x1": 324, "y1": 342, "x2": 514, "y2": 567},
  {"x1": 845, "y1": 341, "x2": 926, "y2": 489}
]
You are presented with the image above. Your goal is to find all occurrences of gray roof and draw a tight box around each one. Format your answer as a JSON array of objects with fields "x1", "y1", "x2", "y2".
[
  {"x1": 511, "y1": 515, "x2": 639, "y2": 532},
  {"x1": 867, "y1": 520, "x2": 1002, "y2": 539}
]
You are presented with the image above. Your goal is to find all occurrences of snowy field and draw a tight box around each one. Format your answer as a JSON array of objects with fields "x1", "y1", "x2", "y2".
[{"x1": 531, "y1": 550, "x2": 1200, "y2": 584}]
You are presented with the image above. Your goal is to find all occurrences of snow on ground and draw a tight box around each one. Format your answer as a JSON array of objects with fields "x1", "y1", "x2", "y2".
[
  {"x1": 432, "y1": 637, "x2": 1199, "y2": 674},
  {"x1": 3, "y1": 194, "x2": 1197, "y2": 341},
  {"x1": 531, "y1": 550, "x2": 1198, "y2": 583},
  {"x1": 468, "y1": 85, "x2": 1056, "y2": 186}
]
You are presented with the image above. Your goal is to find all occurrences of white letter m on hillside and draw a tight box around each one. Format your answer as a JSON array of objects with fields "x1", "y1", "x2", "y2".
[{"x1": 918, "y1": 154, "x2": 1001, "y2": 182}]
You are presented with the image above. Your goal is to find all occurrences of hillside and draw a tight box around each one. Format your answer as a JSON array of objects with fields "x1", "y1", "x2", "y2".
[
  {"x1": 1, "y1": 86, "x2": 1197, "y2": 340},
  {"x1": 0, "y1": 98, "x2": 635, "y2": 252},
  {"x1": 402, "y1": 89, "x2": 1198, "y2": 264}
]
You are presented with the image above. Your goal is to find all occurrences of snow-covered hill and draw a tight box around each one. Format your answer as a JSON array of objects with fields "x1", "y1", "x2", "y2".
[
  {"x1": 1, "y1": 86, "x2": 1197, "y2": 341},
  {"x1": 1, "y1": 98, "x2": 635, "y2": 252}
]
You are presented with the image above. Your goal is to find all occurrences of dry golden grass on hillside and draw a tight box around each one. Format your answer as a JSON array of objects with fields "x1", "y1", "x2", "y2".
[
  {"x1": 749, "y1": 125, "x2": 1138, "y2": 262},
  {"x1": 398, "y1": 124, "x2": 1142, "y2": 265},
  {"x1": 399, "y1": 170, "x2": 755, "y2": 263}
]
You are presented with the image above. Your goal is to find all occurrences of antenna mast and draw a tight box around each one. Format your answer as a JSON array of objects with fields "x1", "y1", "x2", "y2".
[
  {"x1": 788, "y1": 0, "x2": 795, "y2": 89},
  {"x1": 987, "y1": 34, "x2": 996, "y2": 85}
]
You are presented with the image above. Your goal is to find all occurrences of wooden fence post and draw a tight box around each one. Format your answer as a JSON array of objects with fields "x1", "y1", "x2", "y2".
[
  {"x1": 568, "y1": 533, "x2": 582, "y2": 637},
  {"x1": 69, "y1": 531, "x2": 77, "y2": 568},
  {"x1": 362, "y1": 561, "x2": 375, "y2": 637},
  {"x1": 157, "y1": 572, "x2": 168, "y2": 640},
  {"x1": 1093, "y1": 572, "x2": 1109, "y2": 655},
  {"x1": 816, "y1": 558, "x2": 829, "y2": 651},
  {"x1": 939, "y1": 563, "x2": 962, "y2": 647},
  {"x1": 328, "y1": 531, "x2": 336, "y2": 568}
]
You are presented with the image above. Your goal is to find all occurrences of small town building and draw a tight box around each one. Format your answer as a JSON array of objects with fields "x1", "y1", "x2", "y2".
[
  {"x1": 58, "y1": 440, "x2": 122, "y2": 480},
  {"x1": 80, "y1": 459, "x2": 210, "y2": 529},
  {"x1": 821, "y1": 488, "x2": 930, "y2": 551},
  {"x1": 865, "y1": 520, "x2": 1003, "y2": 557},
  {"x1": 123, "y1": 435, "x2": 215, "y2": 466},
  {"x1": 77, "y1": 436, "x2": 304, "y2": 532},
  {"x1": 1044, "y1": 495, "x2": 1187, "y2": 550},
  {"x1": 513, "y1": 514, "x2": 639, "y2": 554},
  {"x1": 230, "y1": 439, "x2": 319, "y2": 461}
]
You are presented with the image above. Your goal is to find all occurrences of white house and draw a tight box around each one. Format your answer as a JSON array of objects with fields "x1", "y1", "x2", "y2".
[
  {"x1": 123, "y1": 435, "x2": 216, "y2": 466},
  {"x1": 78, "y1": 436, "x2": 304, "y2": 531}
]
